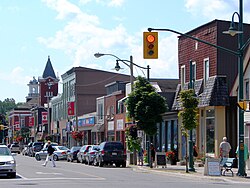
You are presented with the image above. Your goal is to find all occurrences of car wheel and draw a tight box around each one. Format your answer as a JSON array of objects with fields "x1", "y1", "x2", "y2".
[
  {"x1": 8, "y1": 172, "x2": 16, "y2": 178},
  {"x1": 35, "y1": 154, "x2": 41, "y2": 161},
  {"x1": 99, "y1": 159, "x2": 104, "y2": 167},
  {"x1": 77, "y1": 158, "x2": 80, "y2": 163},
  {"x1": 122, "y1": 162, "x2": 126, "y2": 168},
  {"x1": 53, "y1": 155, "x2": 59, "y2": 161},
  {"x1": 115, "y1": 163, "x2": 121, "y2": 167}
]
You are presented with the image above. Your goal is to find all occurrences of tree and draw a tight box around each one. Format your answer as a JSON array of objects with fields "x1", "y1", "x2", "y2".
[
  {"x1": 125, "y1": 76, "x2": 167, "y2": 167},
  {"x1": 126, "y1": 76, "x2": 167, "y2": 136},
  {"x1": 178, "y1": 89, "x2": 199, "y2": 173},
  {"x1": 0, "y1": 98, "x2": 18, "y2": 115}
]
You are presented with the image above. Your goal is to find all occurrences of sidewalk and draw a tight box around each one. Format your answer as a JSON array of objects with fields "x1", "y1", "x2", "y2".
[{"x1": 129, "y1": 162, "x2": 250, "y2": 182}]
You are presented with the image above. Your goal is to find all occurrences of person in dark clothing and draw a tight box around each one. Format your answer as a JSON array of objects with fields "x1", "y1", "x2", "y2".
[
  {"x1": 42, "y1": 140, "x2": 56, "y2": 167},
  {"x1": 150, "y1": 144, "x2": 156, "y2": 167}
]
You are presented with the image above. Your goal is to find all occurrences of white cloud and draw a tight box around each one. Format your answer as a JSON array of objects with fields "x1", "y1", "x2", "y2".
[
  {"x1": 42, "y1": 0, "x2": 82, "y2": 19},
  {"x1": 108, "y1": 0, "x2": 124, "y2": 7},
  {"x1": 184, "y1": 0, "x2": 236, "y2": 20},
  {"x1": 0, "y1": 67, "x2": 30, "y2": 86}
]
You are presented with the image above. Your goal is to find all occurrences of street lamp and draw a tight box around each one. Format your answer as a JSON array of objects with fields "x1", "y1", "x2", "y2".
[
  {"x1": 148, "y1": 0, "x2": 250, "y2": 175},
  {"x1": 94, "y1": 52, "x2": 151, "y2": 166},
  {"x1": 223, "y1": 1, "x2": 245, "y2": 176}
]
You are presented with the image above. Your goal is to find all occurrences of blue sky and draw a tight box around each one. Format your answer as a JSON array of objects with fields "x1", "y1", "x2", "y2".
[{"x1": 0, "y1": 0, "x2": 250, "y2": 102}]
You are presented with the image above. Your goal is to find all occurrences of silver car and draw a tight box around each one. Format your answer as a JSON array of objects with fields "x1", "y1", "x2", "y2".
[
  {"x1": 0, "y1": 145, "x2": 16, "y2": 178},
  {"x1": 35, "y1": 146, "x2": 69, "y2": 161}
]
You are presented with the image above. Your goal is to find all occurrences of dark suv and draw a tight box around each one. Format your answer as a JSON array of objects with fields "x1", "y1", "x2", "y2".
[
  {"x1": 96, "y1": 141, "x2": 126, "y2": 167},
  {"x1": 29, "y1": 142, "x2": 44, "y2": 157}
]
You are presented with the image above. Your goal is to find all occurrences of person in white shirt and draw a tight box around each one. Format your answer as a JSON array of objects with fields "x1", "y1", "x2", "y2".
[{"x1": 219, "y1": 137, "x2": 231, "y2": 158}]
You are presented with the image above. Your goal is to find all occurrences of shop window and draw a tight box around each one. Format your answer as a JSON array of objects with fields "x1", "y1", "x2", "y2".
[{"x1": 206, "y1": 109, "x2": 215, "y2": 154}]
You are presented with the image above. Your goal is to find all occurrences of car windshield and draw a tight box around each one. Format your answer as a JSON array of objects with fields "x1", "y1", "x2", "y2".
[
  {"x1": 57, "y1": 146, "x2": 68, "y2": 150},
  {"x1": 72, "y1": 147, "x2": 81, "y2": 151},
  {"x1": 92, "y1": 146, "x2": 99, "y2": 150},
  {"x1": 104, "y1": 143, "x2": 123, "y2": 150},
  {"x1": 0, "y1": 147, "x2": 11, "y2": 156}
]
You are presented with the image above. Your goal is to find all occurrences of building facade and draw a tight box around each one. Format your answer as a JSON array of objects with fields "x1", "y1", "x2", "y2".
[{"x1": 172, "y1": 19, "x2": 250, "y2": 160}]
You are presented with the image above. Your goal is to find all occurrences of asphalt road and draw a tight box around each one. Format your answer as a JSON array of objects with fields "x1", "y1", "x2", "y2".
[{"x1": 1, "y1": 154, "x2": 250, "y2": 188}]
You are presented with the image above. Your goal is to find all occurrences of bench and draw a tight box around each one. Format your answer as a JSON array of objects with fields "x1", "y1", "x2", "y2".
[{"x1": 220, "y1": 158, "x2": 235, "y2": 176}]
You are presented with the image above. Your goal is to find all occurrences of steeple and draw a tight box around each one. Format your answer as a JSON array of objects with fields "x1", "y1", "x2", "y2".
[{"x1": 42, "y1": 56, "x2": 57, "y2": 79}]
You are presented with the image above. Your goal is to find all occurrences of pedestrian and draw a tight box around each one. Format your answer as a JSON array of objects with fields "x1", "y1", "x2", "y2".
[
  {"x1": 138, "y1": 146, "x2": 144, "y2": 166},
  {"x1": 219, "y1": 137, "x2": 231, "y2": 158},
  {"x1": 42, "y1": 140, "x2": 56, "y2": 167},
  {"x1": 236, "y1": 143, "x2": 249, "y2": 171},
  {"x1": 193, "y1": 143, "x2": 198, "y2": 157},
  {"x1": 150, "y1": 144, "x2": 156, "y2": 168}
]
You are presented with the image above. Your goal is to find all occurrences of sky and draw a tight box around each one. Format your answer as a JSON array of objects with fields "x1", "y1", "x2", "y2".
[{"x1": 0, "y1": 0, "x2": 250, "y2": 103}]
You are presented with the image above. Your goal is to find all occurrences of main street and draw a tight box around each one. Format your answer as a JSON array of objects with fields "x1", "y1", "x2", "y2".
[{"x1": 1, "y1": 154, "x2": 250, "y2": 188}]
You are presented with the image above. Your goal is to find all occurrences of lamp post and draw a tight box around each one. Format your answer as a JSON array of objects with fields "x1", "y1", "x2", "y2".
[
  {"x1": 223, "y1": 0, "x2": 245, "y2": 176},
  {"x1": 148, "y1": 0, "x2": 250, "y2": 175},
  {"x1": 94, "y1": 52, "x2": 151, "y2": 166},
  {"x1": 189, "y1": 59, "x2": 195, "y2": 172}
]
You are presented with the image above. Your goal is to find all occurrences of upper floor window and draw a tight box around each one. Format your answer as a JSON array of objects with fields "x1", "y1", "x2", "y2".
[
  {"x1": 245, "y1": 80, "x2": 249, "y2": 100},
  {"x1": 191, "y1": 61, "x2": 196, "y2": 81},
  {"x1": 181, "y1": 65, "x2": 185, "y2": 89},
  {"x1": 204, "y1": 58, "x2": 210, "y2": 84}
]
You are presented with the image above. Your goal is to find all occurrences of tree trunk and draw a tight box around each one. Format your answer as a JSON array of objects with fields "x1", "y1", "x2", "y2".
[{"x1": 185, "y1": 135, "x2": 188, "y2": 173}]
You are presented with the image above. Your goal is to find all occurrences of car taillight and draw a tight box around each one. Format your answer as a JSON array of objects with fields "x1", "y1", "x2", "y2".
[
  {"x1": 83, "y1": 152, "x2": 86, "y2": 154},
  {"x1": 101, "y1": 150, "x2": 105, "y2": 155},
  {"x1": 61, "y1": 152, "x2": 66, "y2": 155},
  {"x1": 90, "y1": 151, "x2": 95, "y2": 155}
]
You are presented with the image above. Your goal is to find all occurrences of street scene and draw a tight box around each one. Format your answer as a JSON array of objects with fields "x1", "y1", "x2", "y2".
[
  {"x1": 1, "y1": 154, "x2": 250, "y2": 188},
  {"x1": 1, "y1": 0, "x2": 250, "y2": 186}
]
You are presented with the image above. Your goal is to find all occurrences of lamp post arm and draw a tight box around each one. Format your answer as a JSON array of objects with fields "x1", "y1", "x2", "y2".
[
  {"x1": 148, "y1": 28, "x2": 240, "y2": 56},
  {"x1": 240, "y1": 37, "x2": 250, "y2": 52},
  {"x1": 117, "y1": 59, "x2": 150, "y2": 71}
]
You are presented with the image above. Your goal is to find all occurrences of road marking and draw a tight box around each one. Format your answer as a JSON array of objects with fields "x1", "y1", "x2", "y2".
[{"x1": 36, "y1": 172, "x2": 63, "y2": 175}]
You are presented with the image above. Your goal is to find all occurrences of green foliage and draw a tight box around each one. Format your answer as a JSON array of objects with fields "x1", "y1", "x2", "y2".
[
  {"x1": 16, "y1": 127, "x2": 30, "y2": 139},
  {"x1": 0, "y1": 98, "x2": 17, "y2": 115},
  {"x1": 125, "y1": 76, "x2": 167, "y2": 136},
  {"x1": 125, "y1": 125, "x2": 141, "y2": 152},
  {"x1": 178, "y1": 89, "x2": 199, "y2": 131}
]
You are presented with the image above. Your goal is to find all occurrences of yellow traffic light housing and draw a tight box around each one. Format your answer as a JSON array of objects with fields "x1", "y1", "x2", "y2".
[
  {"x1": 143, "y1": 32, "x2": 158, "y2": 59},
  {"x1": 237, "y1": 101, "x2": 247, "y2": 111}
]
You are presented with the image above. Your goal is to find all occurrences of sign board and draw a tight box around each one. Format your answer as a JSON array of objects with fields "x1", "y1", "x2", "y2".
[
  {"x1": 204, "y1": 158, "x2": 221, "y2": 176},
  {"x1": 156, "y1": 152, "x2": 167, "y2": 166}
]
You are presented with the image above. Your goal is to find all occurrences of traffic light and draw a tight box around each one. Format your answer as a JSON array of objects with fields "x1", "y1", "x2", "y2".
[{"x1": 143, "y1": 32, "x2": 158, "y2": 59}]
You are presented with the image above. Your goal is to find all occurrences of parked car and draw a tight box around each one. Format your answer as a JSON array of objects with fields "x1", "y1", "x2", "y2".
[
  {"x1": 35, "y1": 145, "x2": 69, "y2": 161},
  {"x1": 29, "y1": 142, "x2": 44, "y2": 157},
  {"x1": 42, "y1": 142, "x2": 58, "y2": 150},
  {"x1": 77, "y1": 145, "x2": 92, "y2": 164},
  {"x1": 67, "y1": 146, "x2": 81, "y2": 162},
  {"x1": 95, "y1": 141, "x2": 126, "y2": 167},
  {"x1": 86, "y1": 145, "x2": 99, "y2": 165},
  {"x1": 10, "y1": 143, "x2": 21, "y2": 154},
  {"x1": 0, "y1": 144, "x2": 16, "y2": 178}
]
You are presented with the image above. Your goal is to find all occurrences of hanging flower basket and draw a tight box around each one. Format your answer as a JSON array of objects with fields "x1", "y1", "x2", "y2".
[
  {"x1": 71, "y1": 131, "x2": 83, "y2": 140},
  {"x1": 16, "y1": 135, "x2": 23, "y2": 142}
]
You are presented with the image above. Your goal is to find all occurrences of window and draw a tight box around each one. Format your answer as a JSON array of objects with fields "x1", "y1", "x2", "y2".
[
  {"x1": 195, "y1": 41, "x2": 198, "y2": 50},
  {"x1": 192, "y1": 61, "x2": 196, "y2": 81},
  {"x1": 181, "y1": 65, "x2": 185, "y2": 89},
  {"x1": 204, "y1": 58, "x2": 210, "y2": 84},
  {"x1": 206, "y1": 109, "x2": 215, "y2": 154},
  {"x1": 245, "y1": 80, "x2": 249, "y2": 100},
  {"x1": 97, "y1": 103, "x2": 103, "y2": 120}
]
